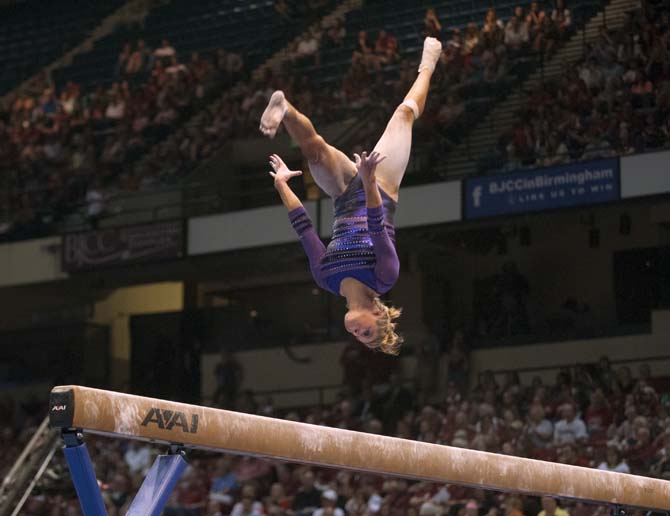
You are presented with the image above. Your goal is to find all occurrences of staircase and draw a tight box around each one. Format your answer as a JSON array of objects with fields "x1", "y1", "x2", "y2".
[{"x1": 440, "y1": 0, "x2": 635, "y2": 178}]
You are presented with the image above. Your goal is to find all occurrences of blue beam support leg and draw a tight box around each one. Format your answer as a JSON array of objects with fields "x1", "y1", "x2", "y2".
[
  {"x1": 126, "y1": 452, "x2": 187, "y2": 516},
  {"x1": 62, "y1": 442, "x2": 108, "y2": 516}
]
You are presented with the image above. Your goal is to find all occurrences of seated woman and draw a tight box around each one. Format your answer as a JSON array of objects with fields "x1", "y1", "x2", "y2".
[{"x1": 259, "y1": 38, "x2": 443, "y2": 354}]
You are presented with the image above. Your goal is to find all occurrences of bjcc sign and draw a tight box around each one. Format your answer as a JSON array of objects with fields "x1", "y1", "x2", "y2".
[
  {"x1": 62, "y1": 221, "x2": 183, "y2": 272},
  {"x1": 465, "y1": 158, "x2": 620, "y2": 219}
]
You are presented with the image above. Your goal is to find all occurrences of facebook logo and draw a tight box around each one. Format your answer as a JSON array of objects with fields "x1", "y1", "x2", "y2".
[{"x1": 472, "y1": 186, "x2": 483, "y2": 208}]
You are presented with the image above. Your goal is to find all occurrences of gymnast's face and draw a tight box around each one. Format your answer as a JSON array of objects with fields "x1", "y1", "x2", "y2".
[{"x1": 344, "y1": 307, "x2": 381, "y2": 345}]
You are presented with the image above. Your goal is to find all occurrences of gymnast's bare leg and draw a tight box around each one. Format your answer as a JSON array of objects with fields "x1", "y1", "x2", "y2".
[
  {"x1": 260, "y1": 91, "x2": 356, "y2": 198},
  {"x1": 372, "y1": 37, "x2": 442, "y2": 201},
  {"x1": 259, "y1": 37, "x2": 442, "y2": 200}
]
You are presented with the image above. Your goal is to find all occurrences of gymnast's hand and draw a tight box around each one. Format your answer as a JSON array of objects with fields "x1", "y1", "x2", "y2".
[
  {"x1": 354, "y1": 150, "x2": 386, "y2": 187},
  {"x1": 269, "y1": 154, "x2": 302, "y2": 185}
]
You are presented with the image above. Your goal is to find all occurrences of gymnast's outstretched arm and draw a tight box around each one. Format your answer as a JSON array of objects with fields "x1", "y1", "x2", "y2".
[
  {"x1": 356, "y1": 151, "x2": 400, "y2": 290},
  {"x1": 269, "y1": 153, "x2": 303, "y2": 212},
  {"x1": 270, "y1": 154, "x2": 327, "y2": 286}
]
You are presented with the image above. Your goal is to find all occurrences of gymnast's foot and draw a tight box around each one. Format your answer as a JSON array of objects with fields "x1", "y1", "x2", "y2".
[
  {"x1": 418, "y1": 37, "x2": 442, "y2": 73},
  {"x1": 259, "y1": 90, "x2": 288, "y2": 138}
]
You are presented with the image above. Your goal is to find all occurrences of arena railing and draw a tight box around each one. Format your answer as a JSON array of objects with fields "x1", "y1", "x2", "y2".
[
  {"x1": 0, "y1": 416, "x2": 61, "y2": 516},
  {"x1": 211, "y1": 355, "x2": 670, "y2": 413},
  {"x1": 486, "y1": 354, "x2": 670, "y2": 381}
]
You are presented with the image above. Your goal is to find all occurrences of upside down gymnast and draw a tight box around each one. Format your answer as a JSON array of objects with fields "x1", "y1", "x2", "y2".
[{"x1": 259, "y1": 37, "x2": 442, "y2": 354}]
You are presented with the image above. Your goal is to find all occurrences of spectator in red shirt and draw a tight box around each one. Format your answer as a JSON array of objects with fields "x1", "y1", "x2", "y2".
[
  {"x1": 551, "y1": 0, "x2": 572, "y2": 35},
  {"x1": 584, "y1": 388, "x2": 613, "y2": 443},
  {"x1": 651, "y1": 433, "x2": 670, "y2": 480},
  {"x1": 625, "y1": 425, "x2": 659, "y2": 474},
  {"x1": 325, "y1": 17, "x2": 346, "y2": 47},
  {"x1": 165, "y1": 468, "x2": 209, "y2": 515},
  {"x1": 103, "y1": 472, "x2": 132, "y2": 515},
  {"x1": 423, "y1": 8, "x2": 442, "y2": 39},
  {"x1": 499, "y1": 409, "x2": 524, "y2": 447},
  {"x1": 375, "y1": 30, "x2": 399, "y2": 65},
  {"x1": 235, "y1": 456, "x2": 272, "y2": 483},
  {"x1": 504, "y1": 496, "x2": 525, "y2": 516},
  {"x1": 631, "y1": 71, "x2": 655, "y2": 108},
  {"x1": 557, "y1": 443, "x2": 590, "y2": 467},
  {"x1": 526, "y1": 1, "x2": 546, "y2": 48},
  {"x1": 264, "y1": 482, "x2": 292, "y2": 514},
  {"x1": 616, "y1": 366, "x2": 635, "y2": 394},
  {"x1": 352, "y1": 30, "x2": 379, "y2": 71}
]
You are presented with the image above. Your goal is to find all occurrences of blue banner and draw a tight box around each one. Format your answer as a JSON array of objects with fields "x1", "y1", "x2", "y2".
[{"x1": 464, "y1": 158, "x2": 620, "y2": 219}]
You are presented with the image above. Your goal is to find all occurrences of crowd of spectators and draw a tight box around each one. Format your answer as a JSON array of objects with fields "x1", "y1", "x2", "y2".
[
  {"x1": 493, "y1": 0, "x2": 670, "y2": 171},
  {"x1": 192, "y1": 1, "x2": 579, "y2": 157},
  {"x1": 284, "y1": 0, "x2": 579, "y2": 157},
  {"x1": 1, "y1": 0, "x2": 670, "y2": 240},
  {"x1": 0, "y1": 38, "x2": 240, "y2": 238},
  {"x1": 420, "y1": 0, "x2": 577, "y2": 150},
  {"x1": 6, "y1": 351, "x2": 670, "y2": 516}
]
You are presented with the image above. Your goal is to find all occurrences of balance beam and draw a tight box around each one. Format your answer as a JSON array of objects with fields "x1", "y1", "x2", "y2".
[{"x1": 48, "y1": 385, "x2": 669, "y2": 510}]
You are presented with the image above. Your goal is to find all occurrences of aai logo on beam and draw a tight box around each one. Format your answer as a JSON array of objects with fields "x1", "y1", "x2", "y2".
[{"x1": 141, "y1": 407, "x2": 199, "y2": 434}]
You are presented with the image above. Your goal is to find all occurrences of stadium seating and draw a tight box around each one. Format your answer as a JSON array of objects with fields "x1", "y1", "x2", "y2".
[
  {"x1": 0, "y1": 0, "x2": 124, "y2": 94},
  {"x1": 54, "y1": 0, "x2": 334, "y2": 89},
  {"x1": 286, "y1": 0, "x2": 607, "y2": 151}
]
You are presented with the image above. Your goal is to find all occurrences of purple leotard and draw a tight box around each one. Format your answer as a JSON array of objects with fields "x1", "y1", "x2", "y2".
[{"x1": 288, "y1": 174, "x2": 399, "y2": 296}]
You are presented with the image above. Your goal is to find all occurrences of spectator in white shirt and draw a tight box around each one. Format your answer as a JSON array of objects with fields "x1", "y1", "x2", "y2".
[
  {"x1": 505, "y1": 16, "x2": 529, "y2": 49},
  {"x1": 154, "y1": 39, "x2": 176, "y2": 60},
  {"x1": 313, "y1": 490, "x2": 344, "y2": 516},
  {"x1": 551, "y1": 0, "x2": 572, "y2": 33},
  {"x1": 525, "y1": 403, "x2": 554, "y2": 449},
  {"x1": 105, "y1": 94, "x2": 126, "y2": 120},
  {"x1": 166, "y1": 55, "x2": 189, "y2": 76},
  {"x1": 597, "y1": 444, "x2": 630, "y2": 474},
  {"x1": 86, "y1": 179, "x2": 106, "y2": 217},
  {"x1": 554, "y1": 403, "x2": 588, "y2": 446},
  {"x1": 295, "y1": 29, "x2": 321, "y2": 65},
  {"x1": 85, "y1": 179, "x2": 107, "y2": 229},
  {"x1": 124, "y1": 442, "x2": 152, "y2": 475},
  {"x1": 231, "y1": 484, "x2": 264, "y2": 516},
  {"x1": 579, "y1": 59, "x2": 604, "y2": 89}
]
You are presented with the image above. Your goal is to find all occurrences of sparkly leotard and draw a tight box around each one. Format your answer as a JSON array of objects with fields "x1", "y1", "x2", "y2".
[{"x1": 288, "y1": 174, "x2": 398, "y2": 296}]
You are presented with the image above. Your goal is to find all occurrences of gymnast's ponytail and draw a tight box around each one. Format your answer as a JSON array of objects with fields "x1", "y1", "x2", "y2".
[{"x1": 370, "y1": 297, "x2": 404, "y2": 355}]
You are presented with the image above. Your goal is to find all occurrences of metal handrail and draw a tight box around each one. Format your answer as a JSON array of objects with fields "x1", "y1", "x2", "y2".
[
  {"x1": 243, "y1": 352, "x2": 670, "y2": 410},
  {"x1": 8, "y1": 144, "x2": 668, "y2": 236},
  {"x1": 486, "y1": 354, "x2": 670, "y2": 377},
  {"x1": 0, "y1": 416, "x2": 50, "y2": 498},
  {"x1": 0, "y1": 416, "x2": 61, "y2": 516},
  {"x1": 8, "y1": 437, "x2": 60, "y2": 516}
]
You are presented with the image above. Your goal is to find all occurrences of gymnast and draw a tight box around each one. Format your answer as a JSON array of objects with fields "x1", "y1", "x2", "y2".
[{"x1": 260, "y1": 37, "x2": 442, "y2": 354}]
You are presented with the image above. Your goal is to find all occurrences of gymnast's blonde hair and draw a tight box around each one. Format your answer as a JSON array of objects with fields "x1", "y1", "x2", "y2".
[{"x1": 367, "y1": 297, "x2": 404, "y2": 355}]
